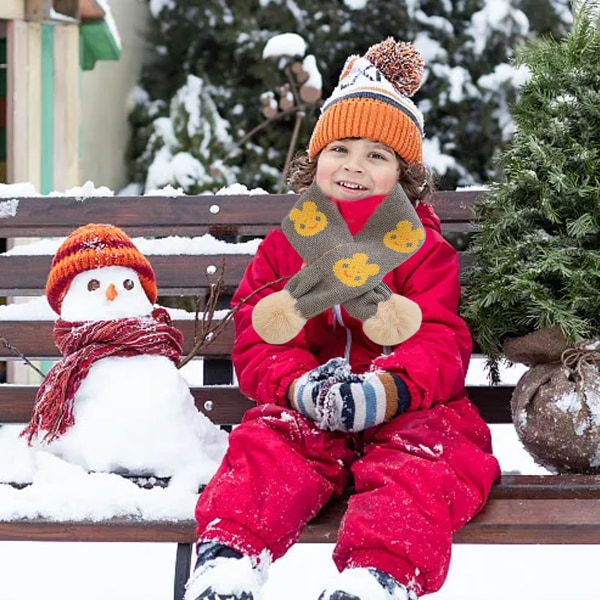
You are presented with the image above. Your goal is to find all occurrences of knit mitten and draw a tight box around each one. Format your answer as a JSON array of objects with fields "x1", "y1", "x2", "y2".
[
  {"x1": 320, "y1": 371, "x2": 410, "y2": 432},
  {"x1": 287, "y1": 357, "x2": 352, "y2": 422},
  {"x1": 252, "y1": 182, "x2": 425, "y2": 346}
]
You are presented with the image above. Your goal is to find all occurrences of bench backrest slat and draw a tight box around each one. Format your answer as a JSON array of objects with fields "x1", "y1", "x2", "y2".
[
  {"x1": 0, "y1": 191, "x2": 478, "y2": 237},
  {"x1": 0, "y1": 383, "x2": 513, "y2": 425},
  {"x1": 0, "y1": 253, "x2": 475, "y2": 297}
]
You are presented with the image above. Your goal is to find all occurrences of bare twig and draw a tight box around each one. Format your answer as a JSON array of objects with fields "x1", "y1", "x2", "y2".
[
  {"x1": 284, "y1": 63, "x2": 303, "y2": 107},
  {"x1": 278, "y1": 109, "x2": 305, "y2": 193},
  {"x1": 236, "y1": 106, "x2": 303, "y2": 148},
  {"x1": 178, "y1": 263, "x2": 290, "y2": 369},
  {"x1": 0, "y1": 336, "x2": 46, "y2": 378}
]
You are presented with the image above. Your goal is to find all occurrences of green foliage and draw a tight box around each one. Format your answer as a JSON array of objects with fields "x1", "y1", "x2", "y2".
[
  {"x1": 127, "y1": 0, "x2": 570, "y2": 193},
  {"x1": 462, "y1": 8, "x2": 600, "y2": 380},
  {"x1": 137, "y1": 74, "x2": 240, "y2": 193}
]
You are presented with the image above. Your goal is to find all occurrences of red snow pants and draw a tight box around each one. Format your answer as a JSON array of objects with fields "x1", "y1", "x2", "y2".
[{"x1": 194, "y1": 398, "x2": 500, "y2": 596}]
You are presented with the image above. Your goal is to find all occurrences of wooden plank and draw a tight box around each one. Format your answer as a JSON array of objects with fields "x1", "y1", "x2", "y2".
[
  {"x1": 0, "y1": 0, "x2": 25, "y2": 20},
  {"x1": 6, "y1": 20, "x2": 29, "y2": 184},
  {"x1": 51, "y1": 24, "x2": 81, "y2": 190},
  {"x1": 0, "y1": 191, "x2": 482, "y2": 238},
  {"x1": 0, "y1": 252, "x2": 474, "y2": 296},
  {"x1": 61, "y1": 24, "x2": 79, "y2": 187},
  {"x1": 0, "y1": 378, "x2": 515, "y2": 425},
  {"x1": 0, "y1": 253, "x2": 256, "y2": 296},
  {"x1": 0, "y1": 319, "x2": 237, "y2": 359},
  {"x1": 55, "y1": 0, "x2": 80, "y2": 20},
  {"x1": 454, "y1": 498, "x2": 600, "y2": 544},
  {"x1": 0, "y1": 518, "x2": 197, "y2": 543},
  {"x1": 1, "y1": 476, "x2": 600, "y2": 544},
  {"x1": 25, "y1": 0, "x2": 51, "y2": 21},
  {"x1": 27, "y1": 21, "x2": 42, "y2": 190},
  {"x1": 0, "y1": 384, "x2": 256, "y2": 424},
  {"x1": 0, "y1": 317, "x2": 485, "y2": 364},
  {"x1": 493, "y1": 474, "x2": 600, "y2": 499}
]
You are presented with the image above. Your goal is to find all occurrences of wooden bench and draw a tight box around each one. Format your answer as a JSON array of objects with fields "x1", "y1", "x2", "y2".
[{"x1": 1, "y1": 190, "x2": 599, "y2": 600}]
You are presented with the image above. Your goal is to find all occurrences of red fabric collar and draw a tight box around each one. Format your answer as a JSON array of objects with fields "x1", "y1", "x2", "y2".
[
  {"x1": 331, "y1": 195, "x2": 386, "y2": 235},
  {"x1": 22, "y1": 307, "x2": 183, "y2": 444}
]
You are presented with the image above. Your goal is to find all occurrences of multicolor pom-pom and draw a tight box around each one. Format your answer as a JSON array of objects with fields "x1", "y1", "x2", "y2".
[{"x1": 364, "y1": 37, "x2": 424, "y2": 98}]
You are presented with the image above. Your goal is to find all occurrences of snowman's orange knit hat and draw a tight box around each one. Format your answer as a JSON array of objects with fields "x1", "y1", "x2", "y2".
[
  {"x1": 308, "y1": 37, "x2": 425, "y2": 164},
  {"x1": 45, "y1": 223, "x2": 158, "y2": 315}
]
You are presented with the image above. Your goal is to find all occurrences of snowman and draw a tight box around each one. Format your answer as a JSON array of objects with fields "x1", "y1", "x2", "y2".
[{"x1": 21, "y1": 223, "x2": 228, "y2": 489}]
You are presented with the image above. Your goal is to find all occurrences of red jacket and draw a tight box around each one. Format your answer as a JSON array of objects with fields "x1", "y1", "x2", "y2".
[
  {"x1": 231, "y1": 198, "x2": 472, "y2": 411},
  {"x1": 199, "y1": 196, "x2": 499, "y2": 595}
]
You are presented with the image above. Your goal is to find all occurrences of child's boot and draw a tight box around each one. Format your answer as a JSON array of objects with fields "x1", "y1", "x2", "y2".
[
  {"x1": 318, "y1": 567, "x2": 416, "y2": 600},
  {"x1": 183, "y1": 541, "x2": 264, "y2": 600}
]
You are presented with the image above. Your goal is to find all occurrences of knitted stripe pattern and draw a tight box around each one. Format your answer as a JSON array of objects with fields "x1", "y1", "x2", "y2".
[
  {"x1": 281, "y1": 181, "x2": 425, "y2": 322},
  {"x1": 329, "y1": 371, "x2": 410, "y2": 431},
  {"x1": 291, "y1": 370, "x2": 410, "y2": 432},
  {"x1": 309, "y1": 38, "x2": 425, "y2": 164},
  {"x1": 45, "y1": 223, "x2": 157, "y2": 315},
  {"x1": 21, "y1": 307, "x2": 183, "y2": 444}
]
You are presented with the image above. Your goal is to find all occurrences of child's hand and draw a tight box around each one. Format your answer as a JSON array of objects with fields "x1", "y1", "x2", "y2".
[
  {"x1": 303, "y1": 357, "x2": 353, "y2": 383},
  {"x1": 287, "y1": 358, "x2": 352, "y2": 422},
  {"x1": 320, "y1": 372, "x2": 409, "y2": 432}
]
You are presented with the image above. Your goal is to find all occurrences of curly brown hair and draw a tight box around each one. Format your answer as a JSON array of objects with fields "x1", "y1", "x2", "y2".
[{"x1": 286, "y1": 147, "x2": 435, "y2": 204}]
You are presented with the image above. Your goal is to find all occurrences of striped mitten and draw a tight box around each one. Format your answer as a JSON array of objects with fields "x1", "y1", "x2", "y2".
[
  {"x1": 287, "y1": 357, "x2": 351, "y2": 422},
  {"x1": 321, "y1": 371, "x2": 410, "y2": 432}
]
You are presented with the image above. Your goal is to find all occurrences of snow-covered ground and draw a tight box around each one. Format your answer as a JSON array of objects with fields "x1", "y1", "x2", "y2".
[{"x1": 1, "y1": 533, "x2": 599, "y2": 600}]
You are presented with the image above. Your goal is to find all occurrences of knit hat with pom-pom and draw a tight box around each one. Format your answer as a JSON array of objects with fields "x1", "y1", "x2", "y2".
[
  {"x1": 308, "y1": 37, "x2": 425, "y2": 164},
  {"x1": 45, "y1": 223, "x2": 158, "y2": 315}
]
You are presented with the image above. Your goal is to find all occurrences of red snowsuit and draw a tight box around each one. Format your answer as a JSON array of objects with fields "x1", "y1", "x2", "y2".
[{"x1": 194, "y1": 195, "x2": 501, "y2": 596}]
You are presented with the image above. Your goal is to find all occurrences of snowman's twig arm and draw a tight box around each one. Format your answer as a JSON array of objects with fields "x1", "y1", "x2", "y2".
[
  {"x1": 0, "y1": 336, "x2": 46, "y2": 377},
  {"x1": 178, "y1": 273, "x2": 291, "y2": 369}
]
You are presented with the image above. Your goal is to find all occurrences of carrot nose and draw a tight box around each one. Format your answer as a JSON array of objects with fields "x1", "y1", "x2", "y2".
[{"x1": 105, "y1": 283, "x2": 118, "y2": 301}]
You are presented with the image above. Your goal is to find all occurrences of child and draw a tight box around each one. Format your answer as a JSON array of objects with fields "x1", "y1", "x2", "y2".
[{"x1": 184, "y1": 38, "x2": 501, "y2": 600}]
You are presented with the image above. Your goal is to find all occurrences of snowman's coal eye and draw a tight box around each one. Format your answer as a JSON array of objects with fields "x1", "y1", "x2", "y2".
[
  {"x1": 123, "y1": 279, "x2": 135, "y2": 290},
  {"x1": 87, "y1": 279, "x2": 100, "y2": 291}
]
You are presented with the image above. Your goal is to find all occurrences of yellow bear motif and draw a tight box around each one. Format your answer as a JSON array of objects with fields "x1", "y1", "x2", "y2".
[
  {"x1": 333, "y1": 253, "x2": 380, "y2": 287},
  {"x1": 289, "y1": 201, "x2": 328, "y2": 237},
  {"x1": 383, "y1": 220, "x2": 425, "y2": 253}
]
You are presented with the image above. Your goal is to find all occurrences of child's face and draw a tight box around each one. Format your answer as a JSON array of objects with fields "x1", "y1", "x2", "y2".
[{"x1": 315, "y1": 138, "x2": 400, "y2": 201}]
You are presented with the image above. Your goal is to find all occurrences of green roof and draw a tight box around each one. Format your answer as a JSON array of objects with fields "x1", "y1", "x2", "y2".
[{"x1": 80, "y1": 19, "x2": 121, "y2": 71}]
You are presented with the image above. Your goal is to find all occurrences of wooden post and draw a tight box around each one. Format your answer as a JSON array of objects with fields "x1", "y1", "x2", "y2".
[
  {"x1": 53, "y1": 23, "x2": 80, "y2": 190},
  {"x1": 6, "y1": 20, "x2": 30, "y2": 185},
  {"x1": 26, "y1": 0, "x2": 80, "y2": 22},
  {"x1": 54, "y1": 0, "x2": 79, "y2": 20},
  {"x1": 0, "y1": 1, "x2": 25, "y2": 20},
  {"x1": 27, "y1": 22, "x2": 42, "y2": 188},
  {"x1": 25, "y1": 0, "x2": 51, "y2": 22}
]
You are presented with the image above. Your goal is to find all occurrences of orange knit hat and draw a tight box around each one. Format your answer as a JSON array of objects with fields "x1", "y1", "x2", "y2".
[
  {"x1": 45, "y1": 223, "x2": 158, "y2": 315},
  {"x1": 308, "y1": 38, "x2": 425, "y2": 164}
]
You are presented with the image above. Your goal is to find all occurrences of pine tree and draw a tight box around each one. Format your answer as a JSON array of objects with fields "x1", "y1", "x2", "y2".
[
  {"x1": 461, "y1": 5, "x2": 600, "y2": 382},
  {"x1": 139, "y1": 74, "x2": 239, "y2": 194},
  {"x1": 127, "y1": 0, "x2": 570, "y2": 193}
]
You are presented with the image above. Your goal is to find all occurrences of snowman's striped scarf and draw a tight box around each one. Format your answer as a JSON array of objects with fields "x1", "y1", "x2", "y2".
[{"x1": 21, "y1": 307, "x2": 184, "y2": 444}]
